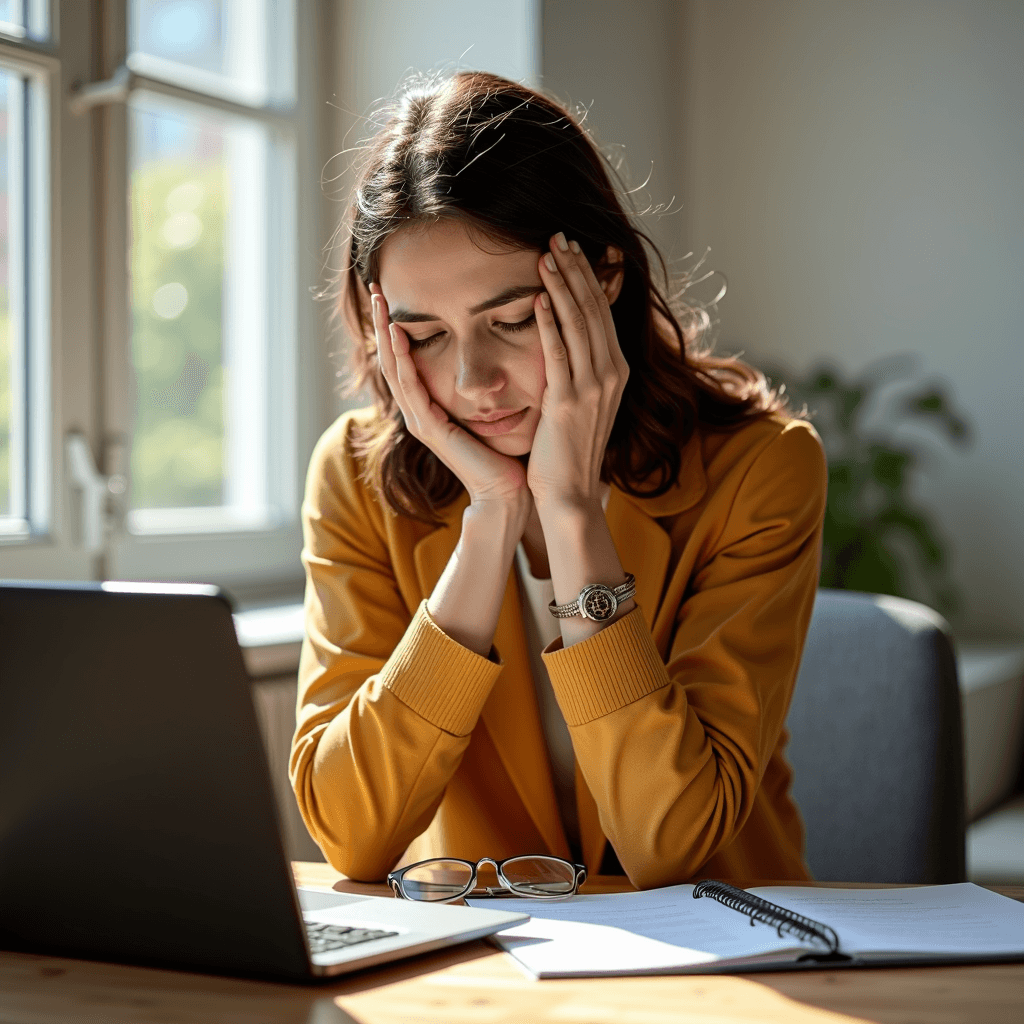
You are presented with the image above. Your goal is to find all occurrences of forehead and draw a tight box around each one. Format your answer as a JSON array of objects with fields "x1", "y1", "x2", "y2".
[{"x1": 377, "y1": 219, "x2": 539, "y2": 308}]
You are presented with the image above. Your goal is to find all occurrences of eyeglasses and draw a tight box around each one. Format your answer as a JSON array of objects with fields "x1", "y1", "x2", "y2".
[{"x1": 387, "y1": 855, "x2": 587, "y2": 903}]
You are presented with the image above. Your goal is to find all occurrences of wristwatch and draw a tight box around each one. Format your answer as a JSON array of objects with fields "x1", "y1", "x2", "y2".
[{"x1": 549, "y1": 573, "x2": 636, "y2": 621}]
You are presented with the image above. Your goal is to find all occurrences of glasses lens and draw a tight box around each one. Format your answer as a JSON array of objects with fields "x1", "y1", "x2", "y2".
[
  {"x1": 502, "y1": 856, "x2": 576, "y2": 896},
  {"x1": 400, "y1": 860, "x2": 474, "y2": 901}
]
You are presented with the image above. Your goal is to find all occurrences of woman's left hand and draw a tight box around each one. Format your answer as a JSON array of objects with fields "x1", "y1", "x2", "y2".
[{"x1": 527, "y1": 233, "x2": 630, "y2": 511}]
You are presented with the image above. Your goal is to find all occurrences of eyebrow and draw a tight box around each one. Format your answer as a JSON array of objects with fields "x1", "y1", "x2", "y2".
[{"x1": 389, "y1": 284, "x2": 544, "y2": 323}]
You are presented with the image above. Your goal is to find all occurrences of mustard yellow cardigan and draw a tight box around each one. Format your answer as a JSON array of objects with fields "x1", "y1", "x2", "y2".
[{"x1": 290, "y1": 407, "x2": 827, "y2": 887}]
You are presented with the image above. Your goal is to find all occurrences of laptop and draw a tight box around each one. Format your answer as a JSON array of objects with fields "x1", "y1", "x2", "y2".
[{"x1": 0, "y1": 580, "x2": 527, "y2": 981}]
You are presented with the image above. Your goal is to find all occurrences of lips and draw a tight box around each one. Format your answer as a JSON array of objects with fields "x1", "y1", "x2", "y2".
[
  {"x1": 464, "y1": 407, "x2": 529, "y2": 436},
  {"x1": 466, "y1": 410, "x2": 522, "y2": 423}
]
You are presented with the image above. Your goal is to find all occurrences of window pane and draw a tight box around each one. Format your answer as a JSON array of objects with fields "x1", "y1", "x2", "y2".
[
  {"x1": 128, "y1": 93, "x2": 272, "y2": 530},
  {"x1": 1, "y1": 68, "x2": 22, "y2": 525},
  {"x1": 0, "y1": 0, "x2": 49, "y2": 40},
  {"x1": 0, "y1": 69, "x2": 12, "y2": 517},
  {"x1": 129, "y1": 0, "x2": 294, "y2": 106}
]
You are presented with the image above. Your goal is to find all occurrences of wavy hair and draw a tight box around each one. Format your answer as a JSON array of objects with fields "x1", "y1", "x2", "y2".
[{"x1": 328, "y1": 70, "x2": 789, "y2": 525}]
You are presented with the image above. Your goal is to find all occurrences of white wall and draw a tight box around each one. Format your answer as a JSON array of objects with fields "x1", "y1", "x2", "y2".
[
  {"x1": 336, "y1": 0, "x2": 539, "y2": 116},
  {"x1": 323, "y1": 0, "x2": 540, "y2": 407},
  {"x1": 541, "y1": 0, "x2": 683, "y2": 261},
  {"x1": 676, "y1": 0, "x2": 1024, "y2": 640}
]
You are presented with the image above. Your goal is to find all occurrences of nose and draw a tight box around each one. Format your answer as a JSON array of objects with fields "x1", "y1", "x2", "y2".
[{"x1": 454, "y1": 342, "x2": 504, "y2": 400}]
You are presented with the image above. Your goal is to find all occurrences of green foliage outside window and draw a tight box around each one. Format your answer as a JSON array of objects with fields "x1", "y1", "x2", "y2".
[
  {"x1": 129, "y1": 159, "x2": 226, "y2": 510},
  {"x1": 0, "y1": 300, "x2": 9, "y2": 516},
  {"x1": 765, "y1": 356, "x2": 972, "y2": 620}
]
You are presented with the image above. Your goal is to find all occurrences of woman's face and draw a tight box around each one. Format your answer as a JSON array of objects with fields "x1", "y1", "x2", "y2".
[{"x1": 376, "y1": 218, "x2": 548, "y2": 458}]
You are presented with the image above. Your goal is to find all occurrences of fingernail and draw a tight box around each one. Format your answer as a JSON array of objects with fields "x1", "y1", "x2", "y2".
[
  {"x1": 569, "y1": 240, "x2": 581, "y2": 254},
  {"x1": 555, "y1": 232, "x2": 569, "y2": 251},
  {"x1": 540, "y1": 292, "x2": 550, "y2": 310},
  {"x1": 544, "y1": 252, "x2": 557, "y2": 272}
]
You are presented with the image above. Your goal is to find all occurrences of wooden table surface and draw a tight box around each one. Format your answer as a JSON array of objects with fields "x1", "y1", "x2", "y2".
[{"x1": 1, "y1": 862, "x2": 1021, "y2": 1024}]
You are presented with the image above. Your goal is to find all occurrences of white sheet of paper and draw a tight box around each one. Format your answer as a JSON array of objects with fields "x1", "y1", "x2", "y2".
[
  {"x1": 468, "y1": 881, "x2": 1024, "y2": 977},
  {"x1": 490, "y1": 916, "x2": 724, "y2": 976},
  {"x1": 467, "y1": 884, "x2": 803, "y2": 977},
  {"x1": 748, "y1": 882, "x2": 1024, "y2": 955}
]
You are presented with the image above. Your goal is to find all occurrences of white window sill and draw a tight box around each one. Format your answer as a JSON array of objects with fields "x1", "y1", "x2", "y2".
[
  {"x1": 957, "y1": 642, "x2": 1024, "y2": 823},
  {"x1": 233, "y1": 601, "x2": 305, "y2": 678}
]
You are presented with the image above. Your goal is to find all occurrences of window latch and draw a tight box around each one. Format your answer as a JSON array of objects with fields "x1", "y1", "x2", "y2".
[
  {"x1": 68, "y1": 64, "x2": 134, "y2": 116},
  {"x1": 65, "y1": 433, "x2": 128, "y2": 553}
]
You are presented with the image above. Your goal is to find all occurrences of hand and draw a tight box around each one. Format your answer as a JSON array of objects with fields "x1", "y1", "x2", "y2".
[
  {"x1": 370, "y1": 284, "x2": 531, "y2": 514},
  {"x1": 527, "y1": 234, "x2": 630, "y2": 511}
]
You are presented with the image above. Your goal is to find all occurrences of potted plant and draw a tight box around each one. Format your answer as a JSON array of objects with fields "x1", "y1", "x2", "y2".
[{"x1": 763, "y1": 355, "x2": 971, "y2": 619}]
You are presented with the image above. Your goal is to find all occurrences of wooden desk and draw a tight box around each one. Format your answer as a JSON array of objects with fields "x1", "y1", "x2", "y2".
[{"x1": 1, "y1": 863, "x2": 1021, "y2": 1024}]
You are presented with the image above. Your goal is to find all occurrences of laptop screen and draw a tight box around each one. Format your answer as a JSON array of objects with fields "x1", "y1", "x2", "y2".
[{"x1": 0, "y1": 581, "x2": 312, "y2": 979}]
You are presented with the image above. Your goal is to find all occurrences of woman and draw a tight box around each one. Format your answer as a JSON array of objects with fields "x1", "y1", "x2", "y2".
[{"x1": 290, "y1": 70, "x2": 827, "y2": 889}]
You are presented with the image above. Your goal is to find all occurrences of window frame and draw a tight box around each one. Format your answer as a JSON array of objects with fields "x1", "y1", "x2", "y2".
[
  {"x1": 0, "y1": 17, "x2": 97, "y2": 582},
  {"x1": 0, "y1": 1, "x2": 328, "y2": 602}
]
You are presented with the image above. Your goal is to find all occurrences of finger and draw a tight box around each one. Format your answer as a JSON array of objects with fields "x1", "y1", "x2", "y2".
[
  {"x1": 573, "y1": 243, "x2": 626, "y2": 385},
  {"x1": 371, "y1": 291, "x2": 397, "y2": 382},
  {"x1": 571, "y1": 243, "x2": 625, "y2": 375},
  {"x1": 550, "y1": 234, "x2": 607, "y2": 374},
  {"x1": 539, "y1": 247, "x2": 594, "y2": 383},
  {"x1": 371, "y1": 292, "x2": 430, "y2": 430},
  {"x1": 533, "y1": 289, "x2": 571, "y2": 397},
  {"x1": 389, "y1": 322, "x2": 447, "y2": 429}
]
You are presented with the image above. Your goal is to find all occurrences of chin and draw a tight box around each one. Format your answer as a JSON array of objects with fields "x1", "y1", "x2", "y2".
[{"x1": 485, "y1": 435, "x2": 532, "y2": 458}]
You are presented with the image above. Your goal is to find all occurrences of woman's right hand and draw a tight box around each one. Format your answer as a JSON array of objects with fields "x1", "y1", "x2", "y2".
[{"x1": 370, "y1": 284, "x2": 531, "y2": 514}]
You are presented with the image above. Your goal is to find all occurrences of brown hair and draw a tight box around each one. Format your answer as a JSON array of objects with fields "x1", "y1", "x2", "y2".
[{"x1": 330, "y1": 70, "x2": 789, "y2": 525}]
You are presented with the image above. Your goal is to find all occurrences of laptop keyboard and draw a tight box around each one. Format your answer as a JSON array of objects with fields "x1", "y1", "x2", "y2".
[{"x1": 305, "y1": 920, "x2": 399, "y2": 954}]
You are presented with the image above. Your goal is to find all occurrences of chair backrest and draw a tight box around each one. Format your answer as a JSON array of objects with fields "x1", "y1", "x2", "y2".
[{"x1": 785, "y1": 589, "x2": 966, "y2": 883}]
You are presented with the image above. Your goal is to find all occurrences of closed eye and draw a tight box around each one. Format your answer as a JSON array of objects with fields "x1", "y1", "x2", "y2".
[
  {"x1": 409, "y1": 313, "x2": 538, "y2": 350},
  {"x1": 497, "y1": 313, "x2": 537, "y2": 334}
]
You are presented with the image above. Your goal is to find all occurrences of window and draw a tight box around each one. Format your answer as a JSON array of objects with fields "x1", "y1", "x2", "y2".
[
  {"x1": 0, "y1": 1, "x2": 322, "y2": 601},
  {"x1": 0, "y1": 14, "x2": 51, "y2": 549}
]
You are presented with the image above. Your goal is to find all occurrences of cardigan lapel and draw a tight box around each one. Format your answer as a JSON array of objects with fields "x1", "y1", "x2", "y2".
[
  {"x1": 603, "y1": 486, "x2": 671, "y2": 632},
  {"x1": 411, "y1": 491, "x2": 469, "y2": 611},
  {"x1": 602, "y1": 433, "x2": 709, "y2": 631}
]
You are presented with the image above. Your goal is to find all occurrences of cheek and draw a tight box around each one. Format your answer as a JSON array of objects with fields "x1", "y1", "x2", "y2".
[
  {"x1": 411, "y1": 352, "x2": 447, "y2": 403},
  {"x1": 523, "y1": 339, "x2": 548, "y2": 396}
]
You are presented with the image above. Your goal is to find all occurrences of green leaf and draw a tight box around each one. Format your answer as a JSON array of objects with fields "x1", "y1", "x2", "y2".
[
  {"x1": 809, "y1": 366, "x2": 838, "y2": 392},
  {"x1": 869, "y1": 445, "x2": 914, "y2": 490},
  {"x1": 824, "y1": 460, "x2": 867, "y2": 527},
  {"x1": 876, "y1": 505, "x2": 946, "y2": 568},
  {"x1": 835, "y1": 384, "x2": 866, "y2": 433},
  {"x1": 903, "y1": 386, "x2": 972, "y2": 446},
  {"x1": 826, "y1": 533, "x2": 907, "y2": 596}
]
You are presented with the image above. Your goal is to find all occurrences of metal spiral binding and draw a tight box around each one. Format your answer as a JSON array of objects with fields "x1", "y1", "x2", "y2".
[{"x1": 693, "y1": 880, "x2": 841, "y2": 955}]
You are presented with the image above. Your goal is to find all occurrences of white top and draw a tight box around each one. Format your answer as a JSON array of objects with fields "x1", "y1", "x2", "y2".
[{"x1": 513, "y1": 483, "x2": 611, "y2": 864}]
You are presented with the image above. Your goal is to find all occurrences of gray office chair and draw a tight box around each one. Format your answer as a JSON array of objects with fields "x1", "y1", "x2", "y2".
[{"x1": 785, "y1": 589, "x2": 966, "y2": 883}]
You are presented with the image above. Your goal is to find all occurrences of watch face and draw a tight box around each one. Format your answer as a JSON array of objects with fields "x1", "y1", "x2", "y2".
[{"x1": 580, "y1": 584, "x2": 617, "y2": 621}]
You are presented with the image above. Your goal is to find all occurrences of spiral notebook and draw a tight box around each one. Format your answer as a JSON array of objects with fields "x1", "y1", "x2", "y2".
[{"x1": 467, "y1": 881, "x2": 1024, "y2": 977}]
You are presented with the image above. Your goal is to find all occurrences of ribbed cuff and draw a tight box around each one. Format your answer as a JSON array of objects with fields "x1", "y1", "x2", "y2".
[
  {"x1": 382, "y1": 599, "x2": 504, "y2": 736},
  {"x1": 541, "y1": 606, "x2": 669, "y2": 726}
]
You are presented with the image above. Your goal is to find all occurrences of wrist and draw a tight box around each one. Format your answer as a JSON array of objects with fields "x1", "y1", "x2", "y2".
[
  {"x1": 534, "y1": 494, "x2": 603, "y2": 525},
  {"x1": 463, "y1": 497, "x2": 529, "y2": 550},
  {"x1": 538, "y1": 498, "x2": 631, "y2": 608}
]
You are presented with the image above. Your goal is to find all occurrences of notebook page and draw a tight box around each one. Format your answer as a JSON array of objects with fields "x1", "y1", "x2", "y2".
[
  {"x1": 749, "y1": 883, "x2": 1024, "y2": 956},
  {"x1": 468, "y1": 884, "x2": 805, "y2": 964}
]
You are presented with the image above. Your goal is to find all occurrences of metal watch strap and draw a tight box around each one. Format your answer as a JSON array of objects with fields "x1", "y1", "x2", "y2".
[{"x1": 548, "y1": 572, "x2": 636, "y2": 621}]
